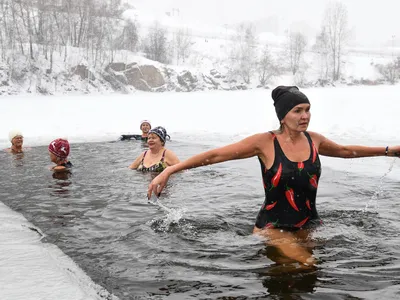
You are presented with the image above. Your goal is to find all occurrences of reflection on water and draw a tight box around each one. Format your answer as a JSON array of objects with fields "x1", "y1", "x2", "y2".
[
  {"x1": 261, "y1": 269, "x2": 318, "y2": 294},
  {"x1": 12, "y1": 152, "x2": 25, "y2": 167},
  {"x1": 13, "y1": 152, "x2": 25, "y2": 159},
  {"x1": 49, "y1": 174, "x2": 72, "y2": 197},
  {"x1": 0, "y1": 139, "x2": 400, "y2": 299}
]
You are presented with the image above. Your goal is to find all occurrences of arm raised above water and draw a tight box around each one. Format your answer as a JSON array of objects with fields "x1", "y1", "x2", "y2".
[{"x1": 147, "y1": 133, "x2": 266, "y2": 198}]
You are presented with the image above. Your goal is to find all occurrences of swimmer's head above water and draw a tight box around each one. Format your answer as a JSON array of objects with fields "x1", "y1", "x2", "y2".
[
  {"x1": 48, "y1": 138, "x2": 70, "y2": 163},
  {"x1": 140, "y1": 120, "x2": 151, "y2": 135},
  {"x1": 8, "y1": 129, "x2": 24, "y2": 153},
  {"x1": 272, "y1": 86, "x2": 310, "y2": 121},
  {"x1": 148, "y1": 126, "x2": 168, "y2": 146}
]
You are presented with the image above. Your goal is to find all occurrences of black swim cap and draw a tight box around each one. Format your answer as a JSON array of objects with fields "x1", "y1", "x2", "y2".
[
  {"x1": 272, "y1": 86, "x2": 310, "y2": 121},
  {"x1": 149, "y1": 126, "x2": 167, "y2": 144}
]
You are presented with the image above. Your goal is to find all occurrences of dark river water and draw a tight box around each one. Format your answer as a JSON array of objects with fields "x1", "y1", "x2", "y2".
[{"x1": 1, "y1": 137, "x2": 400, "y2": 300}]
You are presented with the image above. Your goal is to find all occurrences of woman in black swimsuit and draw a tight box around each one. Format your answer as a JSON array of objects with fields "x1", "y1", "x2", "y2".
[
  {"x1": 129, "y1": 126, "x2": 180, "y2": 172},
  {"x1": 148, "y1": 86, "x2": 400, "y2": 267}
]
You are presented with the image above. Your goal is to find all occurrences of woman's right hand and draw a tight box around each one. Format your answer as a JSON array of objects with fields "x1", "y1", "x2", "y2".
[{"x1": 147, "y1": 167, "x2": 171, "y2": 199}]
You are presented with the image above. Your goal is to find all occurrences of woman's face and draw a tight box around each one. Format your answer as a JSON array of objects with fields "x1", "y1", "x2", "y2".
[
  {"x1": 12, "y1": 135, "x2": 23, "y2": 147},
  {"x1": 49, "y1": 151, "x2": 58, "y2": 163},
  {"x1": 282, "y1": 103, "x2": 311, "y2": 131},
  {"x1": 141, "y1": 123, "x2": 151, "y2": 134},
  {"x1": 147, "y1": 133, "x2": 163, "y2": 148}
]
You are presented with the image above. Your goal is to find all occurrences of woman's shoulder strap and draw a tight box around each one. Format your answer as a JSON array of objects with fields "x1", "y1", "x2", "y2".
[
  {"x1": 161, "y1": 149, "x2": 167, "y2": 161},
  {"x1": 141, "y1": 150, "x2": 148, "y2": 162},
  {"x1": 303, "y1": 131, "x2": 313, "y2": 144}
]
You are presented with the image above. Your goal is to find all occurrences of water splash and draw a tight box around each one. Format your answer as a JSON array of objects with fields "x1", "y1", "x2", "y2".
[
  {"x1": 364, "y1": 158, "x2": 396, "y2": 212},
  {"x1": 148, "y1": 194, "x2": 186, "y2": 231}
]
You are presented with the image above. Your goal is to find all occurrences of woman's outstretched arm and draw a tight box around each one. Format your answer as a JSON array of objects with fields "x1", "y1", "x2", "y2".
[
  {"x1": 311, "y1": 131, "x2": 400, "y2": 158},
  {"x1": 147, "y1": 133, "x2": 266, "y2": 198}
]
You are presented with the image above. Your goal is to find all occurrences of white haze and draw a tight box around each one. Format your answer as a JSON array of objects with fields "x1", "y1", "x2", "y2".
[{"x1": 128, "y1": 0, "x2": 400, "y2": 46}]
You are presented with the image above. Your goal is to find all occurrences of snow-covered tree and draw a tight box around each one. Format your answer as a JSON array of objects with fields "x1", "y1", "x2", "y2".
[
  {"x1": 228, "y1": 23, "x2": 257, "y2": 84},
  {"x1": 323, "y1": 1, "x2": 349, "y2": 80},
  {"x1": 143, "y1": 21, "x2": 170, "y2": 64},
  {"x1": 286, "y1": 31, "x2": 307, "y2": 75}
]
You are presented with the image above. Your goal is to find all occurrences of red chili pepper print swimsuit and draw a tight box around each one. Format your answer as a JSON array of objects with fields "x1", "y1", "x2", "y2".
[{"x1": 255, "y1": 131, "x2": 322, "y2": 230}]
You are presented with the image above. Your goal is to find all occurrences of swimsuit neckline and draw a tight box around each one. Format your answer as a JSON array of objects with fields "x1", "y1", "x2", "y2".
[{"x1": 272, "y1": 132, "x2": 312, "y2": 163}]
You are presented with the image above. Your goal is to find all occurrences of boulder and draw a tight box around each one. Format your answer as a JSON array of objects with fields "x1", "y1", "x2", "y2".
[
  {"x1": 71, "y1": 65, "x2": 94, "y2": 80},
  {"x1": 177, "y1": 70, "x2": 197, "y2": 91},
  {"x1": 125, "y1": 64, "x2": 165, "y2": 91}
]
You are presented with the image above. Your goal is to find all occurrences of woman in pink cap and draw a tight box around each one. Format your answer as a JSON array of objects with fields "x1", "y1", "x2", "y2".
[{"x1": 48, "y1": 138, "x2": 72, "y2": 172}]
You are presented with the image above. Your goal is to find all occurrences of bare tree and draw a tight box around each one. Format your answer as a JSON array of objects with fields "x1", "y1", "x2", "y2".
[
  {"x1": 173, "y1": 27, "x2": 192, "y2": 65},
  {"x1": 375, "y1": 56, "x2": 400, "y2": 84},
  {"x1": 257, "y1": 44, "x2": 281, "y2": 86},
  {"x1": 10, "y1": 0, "x2": 25, "y2": 55},
  {"x1": 0, "y1": 0, "x2": 8, "y2": 60},
  {"x1": 323, "y1": 1, "x2": 349, "y2": 81},
  {"x1": 286, "y1": 31, "x2": 307, "y2": 75},
  {"x1": 117, "y1": 19, "x2": 138, "y2": 52},
  {"x1": 0, "y1": 0, "x2": 141, "y2": 90},
  {"x1": 312, "y1": 27, "x2": 330, "y2": 80},
  {"x1": 229, "y1": 23, "x2": 257, "y2": 84},
  {"x1": 143, "y1": 21, "x2": 170, "y2": 63}
]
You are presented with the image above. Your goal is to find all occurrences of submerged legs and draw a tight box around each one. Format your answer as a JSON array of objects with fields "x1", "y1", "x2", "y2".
[{"x1": 253, "y1": 227, "x2": 316, "y2": 267}]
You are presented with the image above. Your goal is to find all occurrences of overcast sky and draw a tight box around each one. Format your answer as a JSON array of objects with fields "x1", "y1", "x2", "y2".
[{"x1": 128, "y1": 0, "x2": 399, "y2": 46}]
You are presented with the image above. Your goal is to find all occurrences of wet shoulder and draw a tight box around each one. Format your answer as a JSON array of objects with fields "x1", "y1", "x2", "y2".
[
  {"x1": 256, "y1": 131, "x2": 280, "y2": 146},
  {"x1": 250, "y1": 132, "x2": 276, "y2": 143},
  {"x1": 306, "y1": 131, "x2": 324, "y2": 147}
]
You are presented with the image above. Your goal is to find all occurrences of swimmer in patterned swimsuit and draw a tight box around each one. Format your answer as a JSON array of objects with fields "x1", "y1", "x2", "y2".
[
  {"x1": 137, "y1": 149, "x2": 168, "y2": 172},
  {"x1": 129, "y1": 126, "x2": 180, "y2": 172},
  {"x1": 148, "y1": 85, "x2": 400, "y2": 267},
  {"x1": 254, "y1": 130, "x2": 322, "y2": 231}
]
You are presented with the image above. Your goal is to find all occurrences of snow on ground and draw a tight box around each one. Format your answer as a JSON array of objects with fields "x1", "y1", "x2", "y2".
[{"x1": 0, "y1": 201, "x2": 118, "y2": 300}]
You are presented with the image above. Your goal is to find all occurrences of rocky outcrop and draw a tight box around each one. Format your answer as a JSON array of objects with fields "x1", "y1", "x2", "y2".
[
  {"x1": 177, "y1": 70, "x2": 198, "y2": 92},
  {"x1": 99, "y1": 62, "x2": 254, "y2": 93},
  {"x1": 0, "y1": 49, "x2": 390, "y2": 95},
  {"x1": 71, "y1": 65, "x2": 94, "y2": 80},
  {"x1": 105, "y1": 63, "x2": 165, "y2": 91},
  {"x1": 101, "y1": 71, "x2": 129, "y2": 93}
]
